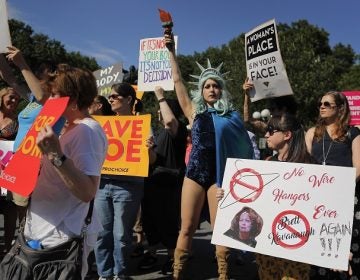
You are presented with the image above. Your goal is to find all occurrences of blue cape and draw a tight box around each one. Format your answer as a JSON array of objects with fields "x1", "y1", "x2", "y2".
[{"x1": 210, "y1": 109, "x2": 254, "y2": 187}]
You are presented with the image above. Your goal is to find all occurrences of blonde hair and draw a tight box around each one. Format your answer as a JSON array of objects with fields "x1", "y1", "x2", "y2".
[{"x1": 0, "y1": 87, "x2": 19, "y2": 109}]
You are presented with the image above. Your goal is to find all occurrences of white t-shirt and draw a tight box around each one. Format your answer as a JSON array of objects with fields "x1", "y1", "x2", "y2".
[{"x1": 24, "y1": 118, "x2": 107, "y2": 247}]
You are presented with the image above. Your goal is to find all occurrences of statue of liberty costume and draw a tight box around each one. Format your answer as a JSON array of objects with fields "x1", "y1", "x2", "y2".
[{"x1": 185, "y1": 60, "x2": 254, "y2": 189}]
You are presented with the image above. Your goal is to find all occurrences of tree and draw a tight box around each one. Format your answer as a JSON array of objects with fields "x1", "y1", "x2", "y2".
[
  {"x1": 172, "y1": 20, "x2": 357, "y2": 127},
  {"x1": 338, "y1": 61, "x2": 360, "y2": 90}
]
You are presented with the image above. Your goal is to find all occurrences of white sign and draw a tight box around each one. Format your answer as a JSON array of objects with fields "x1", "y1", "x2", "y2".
[
  {"x1": 0, "y1": 0, "x2": 11, "y2": 53},
  {"x1": 137, "y1": 36, "x2": 177, "y2": 92},
  {"x1": 93, "y1": 63, "x2": 123, "y2": 97},
  {"x1": 212, "y1": 158, "x2": 355, "y2": 270},
  {"x1": 245, "y1": 19, "x2": 293, "y2": 102}
]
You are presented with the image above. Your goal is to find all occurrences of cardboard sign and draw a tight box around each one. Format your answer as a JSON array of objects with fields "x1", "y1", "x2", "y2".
[
  {"x1": 343, "y1": 91, "x2": 360, "y2": 125},
  {"x1": 93, "y1": 63, "x2": 124, "y2": 97},
  {"x1": 137, "y1": 36, "x2": 178, "y2": 92},
  {"x1": 0, "y1": 0, "x2": 11, "y2": 53},
  {"x1": 0, "y1": 97, "x2": 69, "y2": 196},
  {"x1": 212, "y1": 158, "x2": 355, "y2": 270},
  {"x1": 245, "y1": 19, "x2": 293, "y2": 102},
  {"x1": 93, "y1": 114, "x2": 151, "y2": 177}
]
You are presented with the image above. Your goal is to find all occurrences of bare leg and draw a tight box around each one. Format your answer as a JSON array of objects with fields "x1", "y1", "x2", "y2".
[
  {"x1": 208, "y1": 185, "x2": 229, "y2": 280},
  {"x1": 176, "y1": 177, "x2": 206, "y2": 251}
]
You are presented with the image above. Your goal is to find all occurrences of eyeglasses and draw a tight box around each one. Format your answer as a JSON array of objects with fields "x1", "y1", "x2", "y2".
[
  {"x1": 318, "y1": 101, "x2": 337, "y2": 109},
  {"x1": 108, "y1": 94, "x2": 121, "y2": 100},
  {"x1": 265, "y1": 125, "x2": 282, "y2": 136}
]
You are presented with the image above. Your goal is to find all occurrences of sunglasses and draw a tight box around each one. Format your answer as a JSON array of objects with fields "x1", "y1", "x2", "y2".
[
  {"x1": 318, "y1": 101, "x2": 337, "y2": 109},
  {"x1": 265, "y1": 125, "x2": 282, "y2": 136},
  {"x1": 108, "y1": 94, "x2": 121, "y2": 100}
]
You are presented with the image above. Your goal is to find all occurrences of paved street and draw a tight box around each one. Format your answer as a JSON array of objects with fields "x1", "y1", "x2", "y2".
[{"x1": 87, "y1": 221, "x2": 260, "y2": 280}]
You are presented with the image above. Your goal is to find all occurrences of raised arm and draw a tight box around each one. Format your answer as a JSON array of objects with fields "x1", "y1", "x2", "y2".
[
  {"x1": 6, "y1": 46, "x2": 48, "y2": 104},
  {"x1": 154, "y1": 86, "x2": 179, "y2": 137},
  {"x1": 0, "y1": 53, "x2": 29, "y2": 100},
  {"x1": 242, "y1": 77, "x2": 254, "y2": 123},
  {"x1": 165, "y1": 34, "x2": 194, "y2": 126}
]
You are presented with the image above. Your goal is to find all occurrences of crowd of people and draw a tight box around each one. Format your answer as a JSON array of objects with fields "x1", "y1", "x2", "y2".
[{"x1": 0, "y1": 30, "x2": 358, "y2": 280}]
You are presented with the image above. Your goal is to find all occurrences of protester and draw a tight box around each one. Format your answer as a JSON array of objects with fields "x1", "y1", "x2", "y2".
[
  {"x1": 0, "y1": 47, "x2": 65, "y2": 222},
  {"x1": 165, "y1": 32, "x2": 254, "y2": 280},
  {"x1": 88, "y1": 95, "x2": 115, "y2": 116},
  {"x1": 0, "y1": 87, "x2": 20, "y2": 253},
  {"x1": 223, "y1": 207, "x2": 263, "y2": 248},
  {"x1": 86, "y1": 95, "x2": 114, "y2": 278},
  {"x1": 139, "y1": 86, "x2": 187, "y2": 274},
  {"x1": 0, "y1": 65, "x2": 107, "y2": 279},
  {"x1": 258, "y1": 113, "x2": 313, "y2": 279},
  {"x1": 94, "y1": 82, "x2": 144, "y2": 280},
  {"x1": 242, "y1": 78, "x2": 298, "y2": 133},
  {"x1": 305, "y1": 91, "x2": 360, "y2": 280},
  {"x1": 217, "y1": 113, "x2": 313, "y2": 279}
]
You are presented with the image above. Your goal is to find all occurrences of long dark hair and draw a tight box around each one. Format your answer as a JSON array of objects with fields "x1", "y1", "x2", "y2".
[
  {"x1": 268, "y1": 113, "x2": 312, "y2": 163},
  {"x1": 314, "y1": 91, "x2": 350, "y2": 142},
  {"x1": 111, "y1": 83, "x2": 143, "y2": 114},
  {"x1": 94, "y1": 95, "x2": 115, "y2": 116}
]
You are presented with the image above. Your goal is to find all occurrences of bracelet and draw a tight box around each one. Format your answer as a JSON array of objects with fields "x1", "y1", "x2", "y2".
[{"x1": 158, "y1": 97, "x2": 166, "y2": 103}]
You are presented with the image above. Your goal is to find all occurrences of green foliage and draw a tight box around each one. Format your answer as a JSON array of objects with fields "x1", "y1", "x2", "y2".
[
  {"x1": 5, "y1": 19, "x2": 358, "y2": 129},
  {"x1": 168, "y1": 19, "x2": 357, "y2": 127},
  {"x1": 338, "y1": 63, "x2": 360, "y2": 90}
]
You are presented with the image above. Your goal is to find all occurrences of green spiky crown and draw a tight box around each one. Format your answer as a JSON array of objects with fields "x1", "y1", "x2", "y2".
[{"x1": 189, "y1": 59, "x2": 230, "y2": 89}]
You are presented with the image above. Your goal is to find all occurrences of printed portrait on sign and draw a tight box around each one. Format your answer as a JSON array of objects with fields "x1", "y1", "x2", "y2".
[{"x1": 224, "y1": 206, "x2": 263, "y2": 248}]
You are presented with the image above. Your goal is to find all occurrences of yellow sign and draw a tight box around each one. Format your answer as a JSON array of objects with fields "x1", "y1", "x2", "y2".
[{"x1": 94, "y1": 114, "x2": 151, "y2": 177}]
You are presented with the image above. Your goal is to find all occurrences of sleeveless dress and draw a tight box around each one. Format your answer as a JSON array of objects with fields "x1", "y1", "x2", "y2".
[{"x1": 310, "y1": 127, "x2": 360, "y2": 280}]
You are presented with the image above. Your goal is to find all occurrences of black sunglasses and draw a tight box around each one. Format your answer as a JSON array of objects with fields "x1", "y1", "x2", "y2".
[
  {"x1": 265, "y1": 125, "x2": 282, "y2": 136},
  {"x1": 318, "y1": 101, "x2": 337, "y2": 109},
  {"x1": 108, "y1": 94, "x2": 121, "y2": 100}
]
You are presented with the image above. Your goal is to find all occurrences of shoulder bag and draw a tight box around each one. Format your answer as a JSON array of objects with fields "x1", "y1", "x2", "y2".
[{"x1": 0, "y1": 200, "x2": 94, "y2": 280}]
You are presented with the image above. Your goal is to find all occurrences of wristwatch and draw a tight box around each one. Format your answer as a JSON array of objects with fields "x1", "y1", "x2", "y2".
[{"x1": 51, "y1": 154, "x2": 67, "y2": 168}]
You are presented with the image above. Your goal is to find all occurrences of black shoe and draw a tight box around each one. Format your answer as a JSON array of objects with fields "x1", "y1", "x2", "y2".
[
  {"x1": 161, "y1": 257, "x2": 174, "y2": 275},
  {"x1": 138, "y1": 252, "x2": 158, "y2": 270},
  {"x1": 131, "y1": 244, "x2": 144, "y2": 258}
]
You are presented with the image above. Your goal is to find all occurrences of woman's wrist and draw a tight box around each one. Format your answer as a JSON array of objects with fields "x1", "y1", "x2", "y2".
[{"x1": 158, "y1": 97, "x2": 166, "y2": 103}]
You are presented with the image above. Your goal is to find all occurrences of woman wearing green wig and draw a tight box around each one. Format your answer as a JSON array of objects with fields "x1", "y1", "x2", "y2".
[{"x1": 165, "y1": 33, "x2": 254, "y2": 280}]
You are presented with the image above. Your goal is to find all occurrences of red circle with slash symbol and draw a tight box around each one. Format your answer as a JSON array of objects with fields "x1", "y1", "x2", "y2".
[
  {"x1": 230, "y1": 168, "x2": 264, "y2": 203},
  {"x1": 272, "y1": 210, "x2": 310, "y2": 249}
]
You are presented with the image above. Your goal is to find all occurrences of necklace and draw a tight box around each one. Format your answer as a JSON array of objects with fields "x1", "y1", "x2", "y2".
[{"x1": 322, "y1": 134, "x2": 333, "y2": 165}]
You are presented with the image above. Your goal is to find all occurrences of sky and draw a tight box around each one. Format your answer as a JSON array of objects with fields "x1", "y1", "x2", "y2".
[{"x1": 6, "y1": 0, "x2": 360, "y2": 69}]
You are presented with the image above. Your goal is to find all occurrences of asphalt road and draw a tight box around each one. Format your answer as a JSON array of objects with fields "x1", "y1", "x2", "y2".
[{"x1": 86, "y1": 221, "x2": 260, "y2": 280}]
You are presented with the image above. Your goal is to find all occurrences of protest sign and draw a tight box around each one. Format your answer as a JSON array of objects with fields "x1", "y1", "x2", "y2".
[
  {"x1": 132, "y1": 84, "x2": 144, "y2": 100},
  {"x1": 93, "y1": 63, "x2": 124, "y2": 97},
  {"x1": 212, "y1": 158, "x2": 355, "y2": 270},
  {"x1": 137, "y1": 36, "x2": 178, "y2": 92},
  {"x1": 245, "y1": 19, "x2": 293, "y2": 102},
  {"x1": 0, "y1": 97, "x2": 69, "y2": 196},
  {"x1": 94, "y1": 114, "x2": 151, "y2": 177},
  {"x1": 343, "y1": 91, "x2": 360, "y2": 125},
  {"x1": 0, "y1": 0, "x2": 12, "y2": 53},
  {"x1": 0, "y1": 140, "x2": 13, "y2": 168},
  {"x1": 0, "y1": 140, "x2": 14, "y2": 196}
]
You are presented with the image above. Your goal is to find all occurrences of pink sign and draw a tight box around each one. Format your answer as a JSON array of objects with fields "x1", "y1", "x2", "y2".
[{"x1": 343, "y1": 91, "x2": 360, "y2": 125}]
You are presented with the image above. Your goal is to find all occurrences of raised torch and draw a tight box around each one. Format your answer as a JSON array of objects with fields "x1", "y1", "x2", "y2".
[{"x1": 158, "y1": 8, "x2": 173, "y2": 48}]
